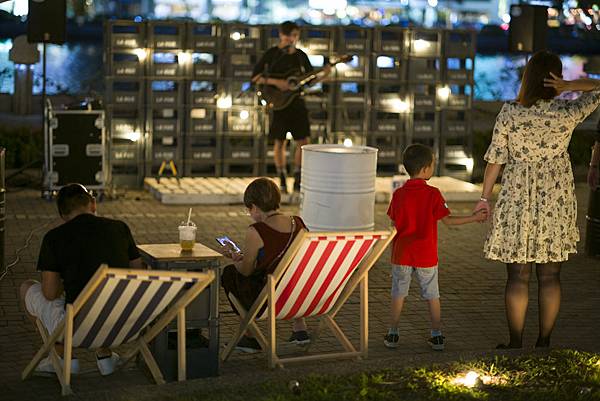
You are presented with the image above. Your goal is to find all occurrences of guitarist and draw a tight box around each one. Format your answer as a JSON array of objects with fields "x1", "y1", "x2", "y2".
[{"x1": 252, "y1": 21, "x2": 331, "y2": 193}]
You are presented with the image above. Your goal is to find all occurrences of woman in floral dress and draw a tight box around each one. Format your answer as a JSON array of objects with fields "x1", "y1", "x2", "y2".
[{"x1": 475, "y1": 51, "x2": 600, "y2": 349}]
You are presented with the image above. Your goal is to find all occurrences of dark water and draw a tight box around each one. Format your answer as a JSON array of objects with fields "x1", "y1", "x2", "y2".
[{"x1": 0, "y1": 39, "x2": 591, "y2": 100}]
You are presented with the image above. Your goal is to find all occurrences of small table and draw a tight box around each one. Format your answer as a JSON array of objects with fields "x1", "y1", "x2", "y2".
[{"x1": 138, "y1": 243, "x2": 225, "y2": 380}]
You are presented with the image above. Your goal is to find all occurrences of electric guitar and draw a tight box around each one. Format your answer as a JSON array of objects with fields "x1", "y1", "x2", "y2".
[{"x1": 257, "y1": 54, "x2": 354, "y2": 111}]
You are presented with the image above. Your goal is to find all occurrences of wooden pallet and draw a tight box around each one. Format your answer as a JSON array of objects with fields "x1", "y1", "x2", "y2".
[{"x1": 144, "y1": 176, "x2": 482, "y2": 205}]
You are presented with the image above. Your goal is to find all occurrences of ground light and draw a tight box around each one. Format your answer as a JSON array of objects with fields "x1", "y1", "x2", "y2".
[{"x1": 133, "y1": 48, "x2": 147, "y2": 62}]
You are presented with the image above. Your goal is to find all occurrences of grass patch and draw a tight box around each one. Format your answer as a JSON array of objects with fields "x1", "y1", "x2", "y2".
[{"x1": 178, "y1": 350, "x2": 600, "y2": 401}]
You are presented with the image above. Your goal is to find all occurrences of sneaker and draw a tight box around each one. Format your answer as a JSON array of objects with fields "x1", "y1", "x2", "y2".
[
  {"x1": 288, "y1": 330, "x2": 311, "y2": 345},
  {"x1": 383, "y1": 333, "x2": 399, "y2": 348},
  {"x1": 428, "y1": 335, "x2": 445, "y2": 351},
  {"x1": 96, "y1": 352, "x2": 120, "y2": 376},
  {"x1": 293, "y1": 171, "x2": 301, "y2": 192},
  {"x1": 235, "y1": 336, "x2": 261, "y2": 354},
  {"x1": 35, "y1": 356, "x2": 80, "y2": 375}
]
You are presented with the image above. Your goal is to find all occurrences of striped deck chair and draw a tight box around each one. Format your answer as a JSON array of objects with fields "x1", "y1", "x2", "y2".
[
  {"x1": 222, "y1": 228, "x2": 396, "y2": 368},
  {"x1": 22, "y1": 264, "x2": 215, "y2": 396}
]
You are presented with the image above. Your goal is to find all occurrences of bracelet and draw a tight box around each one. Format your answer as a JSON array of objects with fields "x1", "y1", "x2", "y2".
[{"x1": 479, "y1": 197, "x2": 489, "y2": 202}]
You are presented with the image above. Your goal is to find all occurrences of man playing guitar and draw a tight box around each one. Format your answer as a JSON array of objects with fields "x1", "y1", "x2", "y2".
[{"x1": 252, "y1": 21, "x2": 331, "y2": 193}]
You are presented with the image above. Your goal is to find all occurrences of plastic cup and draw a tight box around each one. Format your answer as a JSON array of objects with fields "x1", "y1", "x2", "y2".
[{"x1": 178, "y1": 225, "x2": 197, "y2": 251}]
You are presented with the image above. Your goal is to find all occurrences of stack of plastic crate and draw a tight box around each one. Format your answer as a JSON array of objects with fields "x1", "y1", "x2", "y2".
[
  {"x1": 104, "y1": 20, "x2": 147, "y2": 187},
  {"x1": 184, "y1": 22, "x2": 223, "y2": 177},
  {"x1": 370, "y1": 26, "x2": 408, "y2": 175},
  {"x1": 439, "y1": 30, "x2": 476, "y2": 181},
  {"x1": 221, "y1": 24, "x2": 262, "y2": 176}
]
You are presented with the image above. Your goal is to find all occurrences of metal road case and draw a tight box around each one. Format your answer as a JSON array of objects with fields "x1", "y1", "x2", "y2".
[{"x1": 46, "y1": 110, "x2": 107, "y2": 193}]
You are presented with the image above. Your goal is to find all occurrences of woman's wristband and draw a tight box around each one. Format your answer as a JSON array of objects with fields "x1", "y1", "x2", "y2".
[{"x1": 479, "y1": 197, "x2": 489, "y2": 202}]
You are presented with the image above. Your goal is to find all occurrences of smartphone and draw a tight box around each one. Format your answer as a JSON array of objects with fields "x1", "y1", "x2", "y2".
[{"x1": 216, "y1": 236, "x2": 241, "y2": 253}]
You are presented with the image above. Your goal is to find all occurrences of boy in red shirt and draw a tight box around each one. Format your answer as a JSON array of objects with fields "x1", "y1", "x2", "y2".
[{"x1": 385, "y1": 144, "x2": 487, "y2": 350}]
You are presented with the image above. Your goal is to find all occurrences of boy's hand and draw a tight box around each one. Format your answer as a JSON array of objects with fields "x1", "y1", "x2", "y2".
[{"x1": 473, "y1": 208, "x2": 488, "y2": 222}]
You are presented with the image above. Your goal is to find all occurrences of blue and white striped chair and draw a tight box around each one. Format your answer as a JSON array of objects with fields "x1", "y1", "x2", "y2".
[{"x1": 22, "y1": 264, "x2": 215, "y2": 396}]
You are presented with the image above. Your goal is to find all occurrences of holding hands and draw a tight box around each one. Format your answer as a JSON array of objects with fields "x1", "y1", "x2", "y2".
[{"x1": 473, "y1": 198, "x2": 491, "y2": 222}]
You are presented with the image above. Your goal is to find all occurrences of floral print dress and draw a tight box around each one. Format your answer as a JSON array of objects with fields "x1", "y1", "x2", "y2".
[{"x1": 484, "y1": 89, "x2": 600, "y2": 263}]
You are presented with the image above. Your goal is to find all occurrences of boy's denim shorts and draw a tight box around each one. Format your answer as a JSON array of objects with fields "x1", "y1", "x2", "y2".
[{"x1": 391, "y1": 264, "x2": 439, "y2": 300}]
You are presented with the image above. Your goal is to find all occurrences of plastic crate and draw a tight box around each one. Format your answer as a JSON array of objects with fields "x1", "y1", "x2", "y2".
[
  {"x1": 106, "y1": 79, "x2": 144, "y2": 109},
  {"x1": 187, "y1": 23, "x2": 222, "y2": 52},
  {"x1": 106, "y1": 20, "x2": 146, "y2": 50},
  {"x1": 370, "y1": 111, "x2": 405, "y2": 133},
  {"x1": 184, "y1": 161, "x2": 221, "y2": 177},
  {"x1": 221, "y1": 108, "x2": 259, "y2": 134},
  {"x1": 307, "y1": 108, "x2": 330, "y2": 135},
  {"x1": 334, "y1": 54, "x2": 368, "y2": 81},
  {"x1": 191, "y1": 53, "x2": 220, "y2": 79},
  {"x1": 441, "y1": 110, "x2": 470, "y2": 137},
  {"x1": 441, "y1": 84, "x2": 472, "y2": 109},
  {"x1": 408, "y1": 29, "x2": 442, "y2": 58},
  {"x1": 371, "y1": 83, "x2": 407, "y2": 111},
  {"x1": 374, "y1": 27, "x2": 406, "y2": 53},
  {"x1": 366, "y1": 133, "x2": 403, "y2": 164},
  {"x1": 108, "y1": 50, "x2": 145, "y2": 77},
  {"x1": 188, "y1": 80, "x2": 219, "y2": 106},
  {"x1": 335, "y1": 27, "x2": 370, "y2": 54},
  {"x1": 110, "y1": 163, "x2": 142, "y2": 188},
  {"x1": 148, "y1": 21, "x2": 185, "y2": 49},
  {"x1": 335, "y1": 82, "x2": 367, "y2": 105},
  {"x1": 444, "y1": 31, "x2": 476, "y2": 58},
  {"x1": 222, "y1": 135, "x2": 260, "y2": 160},
  {"x1": 407, "y1": 58, "x2": 440, "y2": 83},
  {"x1": 410, "y1": 84, "x2": 437, "y2": 111},
  {"x1": 148, "y1": 80, "x2": 184, "y2": 108},
  {"x1": 262, "y1": 25, "x2": 280, "y2": 49},
  {"x1": 334, "y1": 107, "x2": 367, "y2": 134},
  {"x1": 187, "y1": 107, "x2": 218, "y2": 135},
  {"x1": 372, "y1": 55, "x2": 406, "y2": 81},
  {"x1": 149, "y1": 50, "x2": 184, "y2": 78},
  {"x1": 225, "y1": 25, "x2": 261, "y2": 52},
  {"x1": 302, "y1": 81, "x2": 334, "y2": 106},
  {"x1": 411, "y1": 111, "x2": 439, "y2": 135},
  {"x1": 300, "y1": 26, "x2": 333, "y2": 53},
  {"x1": 225, "y1": 53, "x2": 259, "y2": 80},
  {"x1": 184, "y1": 135, "x2": 221, "y2": 163},
  {"x1": 444, "y1": 57, "x2": 474, "y2": 83},
  {"x1": 222, "y1": 161, "x2": 260, "y2": 176}
]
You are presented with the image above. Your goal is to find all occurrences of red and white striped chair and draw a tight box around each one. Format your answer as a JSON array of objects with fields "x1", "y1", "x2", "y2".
[
  {"x1": 221, "y1": 228, "x2": 396, "y2": 368},
  {"x1": 22, "y1": 264, "x2": 215, "y2": 395}
]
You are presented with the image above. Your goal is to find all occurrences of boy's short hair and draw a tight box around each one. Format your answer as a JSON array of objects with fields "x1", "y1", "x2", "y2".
[
  {"x1": 279, "y1": 21, "x2": 300, "y2": 35},
  {"x1": 243, "y1": 178, "x2": 281, "y2": 212},
  {"x1": 57, "y1": 183, "x2": 94, "y2": 217},
  {"x1": 402, "y1": 144, "x2": 434, "y2": 176}
]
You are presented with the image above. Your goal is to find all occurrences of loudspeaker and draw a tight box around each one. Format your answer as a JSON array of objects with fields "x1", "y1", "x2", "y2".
[
  {"x1": 27, "y1": 0, "x2": 66, "y2": 44},
  {"x1": 508, "y1": 4, "x2": 548, "y2": 53}
]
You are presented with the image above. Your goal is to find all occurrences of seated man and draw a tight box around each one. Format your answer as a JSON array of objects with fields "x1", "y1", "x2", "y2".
[{"x1": 19, "y1": 183, "x2": 144, "y2": 375}]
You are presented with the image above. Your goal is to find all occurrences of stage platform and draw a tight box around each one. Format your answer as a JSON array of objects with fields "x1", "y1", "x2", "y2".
[{"x1": 144, "y1": 176, "x2": 482, "y2": 205}]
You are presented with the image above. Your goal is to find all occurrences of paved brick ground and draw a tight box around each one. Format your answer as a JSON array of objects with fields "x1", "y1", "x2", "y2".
[{"x1": 1, "y1": 185, "x2": 599, "y2": 401}]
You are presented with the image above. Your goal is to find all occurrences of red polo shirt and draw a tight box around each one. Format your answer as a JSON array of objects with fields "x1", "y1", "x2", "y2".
[{"x1": 387, "y1": 179, "x2": 450, "y2": 267}]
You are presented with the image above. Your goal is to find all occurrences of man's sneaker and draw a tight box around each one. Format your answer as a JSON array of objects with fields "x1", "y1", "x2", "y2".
[
  {"x1": 383, "y1": 333, "x2": 400, "y2": 348},
  {"x1": 35, "y1": 356, "x2": 80, "y2": 375},
  {"x1": 235, "y1": 336, "x2": 261, "y2": 353},
  {"x1": 96, "y1": 352, "x2": 120, "y2": 376},
  {"x1": 288, "y1": 330, "x2": 311, "y2": 345},
  {"x1": 428, "y1": 335, "x2": 445, "y2": 351}
]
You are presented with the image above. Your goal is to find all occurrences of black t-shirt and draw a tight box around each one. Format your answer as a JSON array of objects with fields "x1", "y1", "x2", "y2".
[
  {"x1": 252, "y1": 46, "x2": 313, "y2": 82},
  {"x1": 37, "y1": 213, "x2": 140, "y2": 304}
]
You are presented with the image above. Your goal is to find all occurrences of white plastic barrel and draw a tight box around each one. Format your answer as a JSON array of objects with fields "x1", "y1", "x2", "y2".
[{"x1": 300, "y1": 144, "x2": 378, "y2": 232}]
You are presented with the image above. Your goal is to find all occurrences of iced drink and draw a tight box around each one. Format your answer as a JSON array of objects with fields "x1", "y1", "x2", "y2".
[{"x1": 178, "y1": 224, "x2": 196, "y2": 251}]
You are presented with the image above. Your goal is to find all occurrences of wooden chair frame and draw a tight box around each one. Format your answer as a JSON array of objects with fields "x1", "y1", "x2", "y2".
[
  {"x1": 22, "y1": 264, "x2": 215, "y2": 396},
  {"x1": 222, "y1": 228, "x2": 396, "y2": 368}
]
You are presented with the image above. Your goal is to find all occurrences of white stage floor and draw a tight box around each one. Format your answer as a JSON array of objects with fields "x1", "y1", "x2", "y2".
[{"x1": 144, "y1": 176, "x2": 482, "y2": 205}]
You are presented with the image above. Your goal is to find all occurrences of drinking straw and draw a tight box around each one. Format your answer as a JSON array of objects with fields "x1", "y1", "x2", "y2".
[{"x1": 186, "y1": 207, "x2": 192, "y2": 226}]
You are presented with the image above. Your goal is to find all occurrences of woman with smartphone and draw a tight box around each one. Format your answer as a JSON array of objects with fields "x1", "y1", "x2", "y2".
[{"x1": 221, "y1": 177, "x2": 310, "y2": 353}]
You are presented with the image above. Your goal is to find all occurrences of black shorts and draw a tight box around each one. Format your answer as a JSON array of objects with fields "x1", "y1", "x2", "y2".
[{"x1": 269, "y1": 98, "x2": 310, "y2": 141}]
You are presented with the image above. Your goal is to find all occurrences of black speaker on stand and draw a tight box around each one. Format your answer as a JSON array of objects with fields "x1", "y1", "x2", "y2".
[
  {"x1": 27, "y1": 0, "x2": 67, "y2": 197},
  {"x1": 508, "y1": 4, "x2": 548, "y2": 53}
]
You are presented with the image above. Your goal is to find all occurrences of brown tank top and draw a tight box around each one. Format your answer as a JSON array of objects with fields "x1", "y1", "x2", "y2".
[{"x1": 251, "y1": 215, "x2": 307, "y2": 274}]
